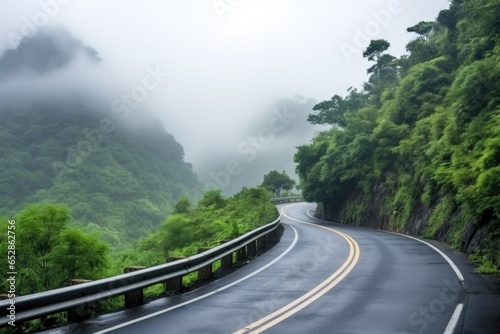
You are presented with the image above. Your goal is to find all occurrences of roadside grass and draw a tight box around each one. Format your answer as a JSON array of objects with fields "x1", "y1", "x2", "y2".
[{"x1": 469, "y1": 252, "x2": 500, "y2": 276}]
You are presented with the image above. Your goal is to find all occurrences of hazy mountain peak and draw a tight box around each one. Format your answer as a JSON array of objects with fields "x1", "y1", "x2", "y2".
[{"x1": 0, "y1": 26, "x2": 101, "y2": 79}]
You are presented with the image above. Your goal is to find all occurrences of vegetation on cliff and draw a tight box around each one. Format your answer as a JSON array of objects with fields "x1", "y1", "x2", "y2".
[{"x1": 295, "y1": 0, "x2": 499, "y2": 272}]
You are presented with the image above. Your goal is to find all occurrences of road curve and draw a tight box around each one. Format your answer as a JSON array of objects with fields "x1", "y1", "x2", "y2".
[{"x1": 43, "y1": 203, "x2": 498, "y2": 334}]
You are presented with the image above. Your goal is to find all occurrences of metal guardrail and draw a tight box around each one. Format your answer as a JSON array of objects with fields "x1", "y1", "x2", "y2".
[
  {"x1": 0, "y1": 217, "x2": 280, "y2": 327},
  {"x1": 270, "y1": 196, "x2": 304, "y2": 204}
]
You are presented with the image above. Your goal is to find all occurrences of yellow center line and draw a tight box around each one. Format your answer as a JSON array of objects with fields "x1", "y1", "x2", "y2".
[{"x1": 232, "y1": 206, "x2": 360, "y2": 334}]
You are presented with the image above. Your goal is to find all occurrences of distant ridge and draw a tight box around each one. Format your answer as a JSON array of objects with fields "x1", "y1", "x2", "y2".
[{"x1": 0, "y1": 26, "x2": 100, "y2": 79}]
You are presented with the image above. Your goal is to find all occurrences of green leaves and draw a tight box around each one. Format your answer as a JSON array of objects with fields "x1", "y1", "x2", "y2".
[
  {"x1": 390, "y1": 57, "x2": 450, "y2": 125},
  {"x1": 407, "y1": 21, "x2": 434, "y2": 38},
  {"x1": 158, "y1": 214, "x2": 196, "y2": 252},
  {"x1": 51, "y1": 228, "x2": 109, "y2": 281},
  {"x1": 17, "y1": 203, "x2": 70, "y2": 259},
  {"x1": 262, "y1": 170, "x2": 296, "y2": 197},
  {"x1": 123, "y1": 187, "x2": 278, "y2": 261},
  {"x1": 362, "y1": 39, "x2": 398, "y2": 95},
  {"x1": 447, "y1": 57, "x2": 500, "y2": 123},
  {"x1": 363, "y1": 39, "x2": 391, "y2": 61},
  {"x1": 456, "y1": 0, "x2": 500, "y2": 63},
  {"x1": 2, "y1": 203, "x2": 110, "y2": 295},
  {"x1": 307, "y1": 88, "x2": 368, "y2": 127},
  {"x1": 173, "y1": 196, "x2": 191, "y2": 215},
  {"x1": 308, "y1": 95, "x2": 347, "y2": 126},
  {"x1": 198, "y1": 189, "x2": 227, "y2": 209}
]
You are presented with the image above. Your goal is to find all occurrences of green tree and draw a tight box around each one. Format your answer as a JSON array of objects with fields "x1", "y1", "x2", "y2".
[
  {"x1": 363, "y1": 39, "x2": 391, "y2": 62},
  {"x1": 262, "y1": 170, "x2": 296, "y2": 197},
  {"x1": 16, "y1": 203, "x2": 69, "y2": 292},
  {"x1": 307, "y1": 88, "x2": 368, "y2": 126},
  {"x1": 9, "y1": 203, "x2": 109, "y2": 294},
  {"x1": 51, "y1": 228, "x2": 109, "y2": 283},
  {"x1": 404, "y1": 21, "x2": 440, "y2": 67},
  {"x1": 363, "y1": 39, "x2": 398, "y2": 96},
  {"x1": 407, "y1": 21, "x2": 434, "y2": 38},
  {"x1": 198, "y1": 189, "x2": 226, "y2": 209},
  {"x1": 173, "y1": 196, "x2": 191, "y2": 214},
  {"x1": 158, "y1": 214, "x2": 195, "y2": 253}
]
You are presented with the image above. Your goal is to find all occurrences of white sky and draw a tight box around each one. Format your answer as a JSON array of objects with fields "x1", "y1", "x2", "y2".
[{"x1": 0, "y1": 0, "x2": 450, "y2": 189}]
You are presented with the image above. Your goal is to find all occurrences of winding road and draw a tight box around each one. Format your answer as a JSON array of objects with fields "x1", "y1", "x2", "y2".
[{"x1": 45, "y1": 203, "x2": 499, "y2": 334}]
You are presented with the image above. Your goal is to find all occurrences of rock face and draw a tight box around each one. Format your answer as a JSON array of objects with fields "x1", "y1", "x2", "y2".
[{"x1": 315, "y1": 188, "x2": 497, "y2": 260}]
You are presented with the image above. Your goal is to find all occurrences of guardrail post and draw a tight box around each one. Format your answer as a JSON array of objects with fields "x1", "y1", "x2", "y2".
[
  {"x1": 265, "y1": 232, "x2": 272, "y2": 249},
  {"x1": 197, "y1": 248, "x2": 212, "y2": 281},
  {"x1": 271, "y1": 227, "x2": 279, "y2": 244},
  {"x1": 221, "y1": 253, "x2": 233, "y2": 269},
  {"x1": 67, "y1": 279, "x2": 99, "y2": 322},
  {"x1": 237, "y1": 246, "x2": 247, "y2": 262},
  {"x1": 247, "y1": 240, "x2": 257, "y2": 258},
  {"x1": 257, "y1": 236, "x2": 266, "y2": 253},
  {"x1": 166, "y1": 257, "x2": 185, "y2": 293},
  {"x1": 123, "y1": 266, "x2": 146, "y2": 307}
]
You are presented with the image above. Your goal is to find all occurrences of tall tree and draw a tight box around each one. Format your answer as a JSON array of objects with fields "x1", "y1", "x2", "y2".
[
  {"x1": 363, "y1": 39, "x2": 391, "y2": 62},
  {"x1": 262, "y1": 170, "x2": 296, "y2": 197},
  {"x1": 363, "y1": 39, "x2": 398, "y2": 94}
]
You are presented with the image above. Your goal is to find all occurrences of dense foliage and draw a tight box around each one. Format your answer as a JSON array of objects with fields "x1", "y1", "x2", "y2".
[
  {"x1": 0, "y1": 203, "x2": 109, "y2": 296},
  {"x1": 116, "y1": 187, "x2": 279, "y2": 269},
  {"x1": 295, "y1": 0, "x2": 499, "y2": 271},
  {"x1": 0, "y1": 100, "x2": 203, "y2": 248}
]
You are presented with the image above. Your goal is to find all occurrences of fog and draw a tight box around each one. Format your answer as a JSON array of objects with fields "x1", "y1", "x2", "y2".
[{"x1": 0, "y1": 0, "x2": 450, "y2": 193}]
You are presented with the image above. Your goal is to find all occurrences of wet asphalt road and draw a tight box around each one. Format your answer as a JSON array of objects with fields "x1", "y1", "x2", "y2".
[{"x1": 43, "y1": 203, "x2": 499, "y2": 334}]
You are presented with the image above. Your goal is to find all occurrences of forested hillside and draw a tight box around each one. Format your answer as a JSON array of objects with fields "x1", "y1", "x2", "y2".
[
  {"x1": 117, "y1": 187, "x2": 279, "y2": 270},
  {"x1": 0, "y1": 29, "x2": 203, "y2": 248},
  {"x1": 295, "y1": 0, "x2": 499, "y2": 272}
]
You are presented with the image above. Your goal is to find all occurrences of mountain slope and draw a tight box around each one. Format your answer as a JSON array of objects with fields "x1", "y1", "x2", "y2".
[{"x1": 0, "y1": 28, "x2": 203, "y2": 248}]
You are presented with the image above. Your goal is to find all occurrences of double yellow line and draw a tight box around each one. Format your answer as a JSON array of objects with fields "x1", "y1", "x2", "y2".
[{"x1": 233, "y1": 207, "x2": 360, "y2": 334}]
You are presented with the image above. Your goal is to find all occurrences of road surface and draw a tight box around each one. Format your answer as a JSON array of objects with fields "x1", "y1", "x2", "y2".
[{"x1": 43, "y1": 203, "x2": 499, "y2": 334}]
